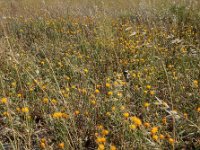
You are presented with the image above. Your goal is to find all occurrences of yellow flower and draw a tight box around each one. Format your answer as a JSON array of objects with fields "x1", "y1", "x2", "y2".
[
  {"x1": 106, "y1": 83, "x2": 111, "y2": 88},
  {"x1": 90, "y1": 100, "x2": 96, "y2": 105},
  {"x1": 193, "y1": 80, "x2": 198, "y2": 88},
  {"x1": 51, "y1": 99, "x2": 57, "y2": 105},
  {"x1": 98, "y1": 144, "x2": 105, "y2": 150},
  {"x1": 40, "y1": 142, "x2": 46, "y2": 149},
  {"x1": 110, "y1": 145, "x2": 117, "y2": 150},
  {"x1": 152, "y1": 135, "x2": 158, "y2": 141},
  {"x1": 74, "y1": 110, "x2": 80, "y2": 115},
  {"x1": 97, "y1": 125, "x2": 104, "y2": 130},
  {"x1": 106, "y1": 112, "x2": 111, "y2": 116},
  {"x1": 162, "y1": 117, "x2": 167, "y2": 125},
  {"x1": 84, "y1": 69, "x2": 88, "y2": 73},
  {"x1": 143, "y1": 122, "x2": 150, "y2": 128},
  {"x1": 11, "y1": 82, "x2": 16, "y2": 87},
  {"x1": 52, "y1": 112, "x2": 63, "y2": 118},
  {"x1": 112, "y1": 106, "x2": 116, "y2": 111},
  {"x1": 21, "y1": 107, "x2": 29, "y2": 113},
  {"x1": 130, "y1": 116, "x2": 142, "y2": 126},
  {"x1": 123, "y1": 112, "x2": 129, "y2": 118},
  {"x1": 146, "y1": 85, "x2": 151, "y2": 89},
  {"x1": 159, "y1": 134, "x2": 165, "y2": 140},
  {"x1": 96, "y1": 137, "x2": 106, "y2": 143},
  {"x1": 144, "y1": 90, "x2": 148, "y2": 94},
  {"x1": 107, "y1": 91, "x2": 113, "y2": 96},
  {"x1": 102, "y1": 130, "x2": 109, "y2": 135},
  {"x1": 197, "y1": 107, "x2": 200, "y2": 112},
  {"x1": 43, "y1": 97, "x2": 49, "y2": 103},
  {"x1": 144, "y1": 102, "x2": 150, "y2": 108},
  {"x1": 168, "y1": 138, "x2": 175, "y2": 145},
  {"x1": 150, "y1": 90, "x2": 155, "y2": 95},
  {"x1": 151, "y1": 127, "x2": 158, "y2": 134},
  {"x1": 58, "y1": 142, "x2": 64, "y2": 149},
  {"x1": 1, "y1": 97, "x2": 8, "y2": 104},
  {"x1": 95, "y1": 89, "x2": 100, "y2": 94},
  {"x1": 117, "y1": 92, "x2": 123, "y2": 97},
  {"x1": 183, "y1": 113, "x2": 188, "y2": 119},
  {"x1": 120, "y1": 106, "x2": 125, "y2": 110},
  {"x1": 17, "y1": 93, "x2": 22, "y2": 98},
  {"x1": 3, "y1": 111, "x2": 9, "y2": 117},
  {"x1": 129, "y1": 124, "x2": 136, "y2": 130}
]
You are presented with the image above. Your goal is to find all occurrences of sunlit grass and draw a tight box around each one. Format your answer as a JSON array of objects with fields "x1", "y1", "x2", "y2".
[{"x1": 0, "y1": 0, "x2": 199, "y2": 150}]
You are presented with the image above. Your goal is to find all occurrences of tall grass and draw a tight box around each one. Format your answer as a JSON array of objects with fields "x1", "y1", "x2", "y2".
[{"x1": 0, "y1": 0, "x2": 199, "y2": 150}]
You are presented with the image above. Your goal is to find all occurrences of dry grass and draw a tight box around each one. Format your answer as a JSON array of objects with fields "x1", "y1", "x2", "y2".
[{"x1": 0, "y1": 0, "x2": 200, "y2": 150}]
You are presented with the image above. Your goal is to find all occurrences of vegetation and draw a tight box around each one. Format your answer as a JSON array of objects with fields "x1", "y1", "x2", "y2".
[{"x1": 0, "y1": 0, "x2": 199, "y2": 149}]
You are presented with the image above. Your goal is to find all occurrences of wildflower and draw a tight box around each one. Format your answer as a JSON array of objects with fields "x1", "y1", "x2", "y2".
[
  {"x1": 40, "y1": 138, "x2": 46, "y2": 149},
  {"x1": 107, "y1": 91, "x2": 113, "y2": 96},
  {"x1": 106, "y1": 83, "x2": 111, "y2": 88},
  {"x1": 123, "y1": 112, "x2": 129, "y2": 118},
  {"x1": 62, "y1": 113, "x2": 69, "y2": 119},
  {"x1": 84, "y1": 69, "x2": 88, "y2": 73},
  {"x1": 168, "y1": 138, "x2": 175, "y2": 145},
  {"x1": 21, "y1": 107, "x2": 29, "y2": 113},
  {"x1": 130, "y1": 116, "x2": 142, "y2": 126},
  {"x1": 144, "y1": 102, "x2": 150, "y2": 108},
  {"x1": 11, "y1": 82, "x2": 16, "y2": 87},
  {"x1": 17, "y1": 93, "x2": 22, "y2": 98},
  {"x1": 97, "y1": 125, "x2": 104, "y2": 130},
  {"x1": 58, "y1": 142, "x2": 65, "y2": 149},
  {"x1": 117, "y1": 92, "x2": 123, "y2": 97},
  {"x1": 52, "y1": 112, "x2": 63, "y2": 118},
  {"x1": 40, "y1": 142, "x2": 46, "y2": 149},
  {"x1": 51, "y1": 99, "x2": 57, "y2": 105},
  {"x1": 144, "y1": 90, "x2": 148, "y2": 94},
  {"x1": 151, "y1": 127, "x2": 158, "y2": 134},
  {"x1": 90, "y1": 100, "x2": 96, "y2": 105},
  {"x1": 106, "y1": 112, "x2": 111, "y2": 116},
  {"x1": 96, "y1": 137, "x2": 106, "y2": 143},
  {"x1": 98, "y1": 144, "x2": 105, "y2": 150},
  {"x1": 129, "y1": 124, "x2": 136, "y2": 130},
  {"x1": 193, "y1": 80, "x2": 198, "y2": 88},
  {"x1": 152, "y1": 135, "x2": 158, "y2": 141},
  {"x1": 146, "y1": 85, "x2": 151, "y2": 89},
  {"x1": 1, "y1": 97, "x2": 8, "y2": 104},
  {"x1": 143, "y1": 122, "x2": 150, "y2": 128},
  {"x1": 120, "y1": 106, "x2": 125, "y2": 110},
  {"x1": 110, "y1": 145, "x2": 117, "y2": 150},
  {"x1": 74, "y1": 110, "x2": 80, "y2": 115},
  {"x1": 95, "y1": 89, "x2": 100, "y2": 94},
  {"x1": 3, "y1": 112, "x2": 9, "y2": 117},
  {"x1": 111, "y1": 106, "x2": 116, "y2": 111},
  {"x1": 162, "y1": 117, "x2": 167, "y2": 125},
  {"x1": 183, "y1": 113, "x2": 188, "y2": 119},
  {"x1": 197, "y1": 107, "x2": 200, "y2": 112},
  {"x1": 43, "y1": 98, "x2": 49, "y2": 103},
  {"x1": 150, "y1": 90, "x2": 155, "y2": 95},
  {"x1": 159, "y1": 134, "x2": 165, "y2": 140},
  {"x1": 102, "y1": 130, "x2": 109, "y2": 135}
]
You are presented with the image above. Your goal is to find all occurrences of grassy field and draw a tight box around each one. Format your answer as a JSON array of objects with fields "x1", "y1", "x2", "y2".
[{"x1": 0, "y1": 0, "x2": 200, "y2": 149}]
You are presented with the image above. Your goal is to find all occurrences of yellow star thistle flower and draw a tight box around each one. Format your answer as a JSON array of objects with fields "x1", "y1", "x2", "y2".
[
  {"x1": 151, "y1": 127, "x2": 158, "y2": 134},
  {"x1": 1, "y1": 97, "x2": 8, "y2": 104},
  {"x1": 21, "y1": 107, "x2": 29, "y2": 113},
  {"x1": 130, "y1": 116, "x2": 142, "y2": 126}
]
